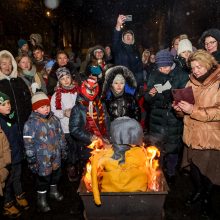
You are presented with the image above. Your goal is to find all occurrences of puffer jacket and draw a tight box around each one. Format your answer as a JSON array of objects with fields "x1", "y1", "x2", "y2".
[
  {"x1": 0, "y1": 128, "x2": 11, "y2": 196},
  {"x1": 145, "y1": 66, "x2": 189, "y2": 153},
  {"x1": 0, "y1": 50, "x2": 32, "y2": 133},
  {"x1": 183, "y1": 66, "x2": 220, "y2": 150},
  {"x1": 91, "y1": 147, "x2": 148, "y2": 205},
  {"x1": 105, "y1": 92, "x2": 141, "y2": 122},
  {"x1": 23, "y1": 112, "x2": 67, "y2": 176}
]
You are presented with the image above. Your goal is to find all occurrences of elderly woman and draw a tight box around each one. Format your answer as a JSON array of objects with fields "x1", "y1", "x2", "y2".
[
  {"x1": 198, "y1": 28, "x2": 220, "y2": 63},
  {"x1": 173, "y1": 49, "x2": 220, "y2": 217}
]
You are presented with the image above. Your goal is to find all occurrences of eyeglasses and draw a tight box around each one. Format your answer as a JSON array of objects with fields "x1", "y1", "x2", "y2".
[{"x1": 204, "y1": 41, "x2": 217, "y2": 47}]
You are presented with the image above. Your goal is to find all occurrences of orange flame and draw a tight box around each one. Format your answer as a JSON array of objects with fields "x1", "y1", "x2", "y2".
[
  {"x1": 83, "y1": 161, "x2": 92, "y2": 192},
  {"x1": 83, "y1": 139, "x2": 105, "y2": 191},
  {"x1": 87, "y1": 138, "x2": 103, "y2": 150},
  {"x1": 145, "y1": 146, "x2": 161, "y2": 191}
]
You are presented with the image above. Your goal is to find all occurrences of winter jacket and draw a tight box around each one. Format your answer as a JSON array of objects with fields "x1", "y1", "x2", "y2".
[
  {"x1": 112, "y1": 30, "x2": 144, "y2": 87},
  {"x1": 0, "y1": 114, "x2": 23, "y2": 164},
  {"x1": 51, "y1": 89, "x2": 77, "y2": 133},
  {"x1": 145, "y1": 66, "x2": 189, "y2": 154},
  {"x1": 0, "y1": 128, "x2": 11, "y2": 196},
  {"x1": 91, "y1": 146, "x2": 148, "y2": 205},
  {"x1": 47, "y1": 62, "x2": 78, "y2": 96},
  {"x1": 0, "y1": 50, "x2": 32, "y2": 133},
  {"x1": 69, "y1": 95, "x2": 110, "y2": 160},
  {"x1": 23, "y1": 112, "x2": 67, "y2": 176},
  {"x1": 105, "y1": 91, "x2": 141, "y2": 122},
  {"x1": 183, "y1": 66, "x2": 220, "y2": 150}
]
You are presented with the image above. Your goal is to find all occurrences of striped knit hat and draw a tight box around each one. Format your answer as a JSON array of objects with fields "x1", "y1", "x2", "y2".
[{"x1": 32, "y1": 92, "x2": 50, "y2": 110}]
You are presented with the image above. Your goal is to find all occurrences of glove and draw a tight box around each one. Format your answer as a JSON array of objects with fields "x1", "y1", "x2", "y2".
[{"x1": 31, "y1": 82, "x2": 40, "y2": 94}]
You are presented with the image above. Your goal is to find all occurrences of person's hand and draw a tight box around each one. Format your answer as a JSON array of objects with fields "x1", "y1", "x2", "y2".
[
  {"x1": 116, "y1": 15, "x2": 126, "y2": 30},
  {"x1": 64, "y1": 108, "x2": 72, "y2": 118},
  {"x1": 149, "y1": 87, "x2": 157, "y2": 97},
  {"x1": 172, "y1": 101, "x2": 182, "y2": 112},
  {"x1": 178, "y1": 101, "x2": 194, "y2": 114}
]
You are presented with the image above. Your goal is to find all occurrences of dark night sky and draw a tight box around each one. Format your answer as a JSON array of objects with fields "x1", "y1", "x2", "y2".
[{"x1": 0, "y1": 0, "x2": 220, "y2": 52}]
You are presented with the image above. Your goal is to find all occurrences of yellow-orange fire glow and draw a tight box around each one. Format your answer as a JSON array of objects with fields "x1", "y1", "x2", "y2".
[
  {"x1": 145, "y1": 146, "x2": 161, "y2": 191},
  {"x1": 83, "y1": 161, "x2": 92, "y2": 192},
  {"x1": 83, "y1": 143, "x2": 162, "y2": 192},
  {"x1": 87, "y1": 139, "x2": 103, "y2": 150}
]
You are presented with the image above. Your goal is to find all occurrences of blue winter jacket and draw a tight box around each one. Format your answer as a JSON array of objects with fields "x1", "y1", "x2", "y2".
[{"x1": 23, "y1": 111, "x2": 67, "y2": 176}]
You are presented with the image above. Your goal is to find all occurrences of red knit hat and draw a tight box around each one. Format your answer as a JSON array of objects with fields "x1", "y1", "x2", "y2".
[{"x1": 32, "y1": 92, "x2": 50, "y2": 110}]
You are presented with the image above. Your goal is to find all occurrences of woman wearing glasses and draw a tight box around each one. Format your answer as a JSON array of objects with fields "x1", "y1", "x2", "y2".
[{"x1": 198, "y1": 28, "x2": 220, "y2": 63}]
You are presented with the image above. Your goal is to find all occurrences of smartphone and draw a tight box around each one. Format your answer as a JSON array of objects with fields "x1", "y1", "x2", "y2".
[{"x1": 125, "y1": 15, "x2": 132, "y2": 22}]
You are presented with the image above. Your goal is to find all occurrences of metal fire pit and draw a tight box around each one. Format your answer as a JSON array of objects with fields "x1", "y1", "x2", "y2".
[{"x1": 78, "y1": 172, "x2": 169, "y2": 220}]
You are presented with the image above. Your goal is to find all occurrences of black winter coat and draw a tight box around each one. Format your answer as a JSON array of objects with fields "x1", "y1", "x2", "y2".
[
  {"x1": 144, "y1": 66, "x2": 189, "y2": 154},
  {"x1": 0, "y1": 115, "x2": 23, "y2": 164},
  {"x1": 112, "y1": 30, "x2": 144, "y2": 87},
  {"x1": 105, "y1": 92, "x2": 141, "y2": 122},
  {"x1": 0, "y1": 78, "x2": 31, "y2": 133}
]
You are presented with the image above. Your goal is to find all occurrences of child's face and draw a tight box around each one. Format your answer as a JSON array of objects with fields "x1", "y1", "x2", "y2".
[
  {"x1": 0, "y1": 100, "x2": 11, "y2": 115},
  {"x1": 35, "y1": 105, "x2": 50, "y2": 116},
  {"x1": 112, "y1": 80, "x2": 125, "y2": 94},
  {"x1": 59, "y1": 75, "x2": 72, "y2": 87},
  {"x1": 0, "y1": 58, "x2": 12, "y2": 76}
]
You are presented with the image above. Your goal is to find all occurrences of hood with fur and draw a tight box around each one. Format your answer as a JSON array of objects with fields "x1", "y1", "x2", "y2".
[
  {"x1": 0, "y1": 50, "x2": 18, "y2": 80},
  {"x1": 102, "y1": 65, "x2": 137, "y2": 94}
]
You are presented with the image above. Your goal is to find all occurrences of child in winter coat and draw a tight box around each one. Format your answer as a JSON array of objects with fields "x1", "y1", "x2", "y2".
[
  {"x1": 51, "y1": 67, "x2": 79, "y2": 182},
  {"x1": 102, "y1": 66, "x2": 141, "y2": 122},
  {"x1": 0, "y1": 91, "x2": 29, "y2": 218},
  {"x1": 23, "y1": 92, "x2": 67, "y2": 213}
]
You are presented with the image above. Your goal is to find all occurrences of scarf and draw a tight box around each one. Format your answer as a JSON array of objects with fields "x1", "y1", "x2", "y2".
[
  {"x1": 80, "y1": 99, "x2": 106, "y2": 137},
  {"x1": 55, "y1": 85, "x2": 78, "y2": 110}
]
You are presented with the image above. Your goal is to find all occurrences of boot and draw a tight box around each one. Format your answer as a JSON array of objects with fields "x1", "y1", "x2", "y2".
[
  {"x1": 16, "y1": 192, "x2": 29, "y2": 210},
  {"x1": 49, "y1": 185, "x2": 63, "y2": 201},
  {"x1": 37, "y1": 191, "x2": 51, "y2": 213},
  {"x1": 3, "y1": 201, "x2": 21, "y2": 218}
]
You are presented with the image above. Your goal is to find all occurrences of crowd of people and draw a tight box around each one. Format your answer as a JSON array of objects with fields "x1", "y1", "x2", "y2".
[{"x1": 0, "y1": 14, "x2": 220, "y2": 218}]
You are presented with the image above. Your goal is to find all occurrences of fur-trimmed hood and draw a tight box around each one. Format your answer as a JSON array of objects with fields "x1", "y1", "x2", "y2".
[
  {"x1": 102, "y1": 65, "x2": 137, "y2": 94},
  {"x1": 85, "y1": 45, "x2": 106, "y2": 63},
  {"x1": 0, "y1": 50, "x2": 18, "y2": 80}
]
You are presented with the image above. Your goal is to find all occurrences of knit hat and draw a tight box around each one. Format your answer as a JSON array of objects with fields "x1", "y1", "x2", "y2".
[
  {"x1": 18, "y1": 39, "x2": 28, "y2": 48},
  {"x1": 0, "y1": 91, "x2": 10, "y2": 105},
  {"x1": 177, "y1": 39, "x2": 193, "y2": 55},
  {"x1": 56, "y1": 67, "x2": 71, "y2": 80},
  {"x1": 45, "y1": 60, "x2": 55, "y2": 71},
  {"x1": 32, "y1": 92, "x2": 50, "y2": 110},
  {"x1": 110, "y1": 116, "x2": 143, "y2": 146},
  {"x1": 198, "y1": 28, "x2": 220, "y2": 48},
  {"x1": 155, "y1": 49, "x2": 173, "y2": 68}
]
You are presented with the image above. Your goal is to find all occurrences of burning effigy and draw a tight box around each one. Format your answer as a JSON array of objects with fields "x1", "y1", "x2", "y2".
[{"x1": 83, "y1": 117, "x2": 162, "y2": 206}]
